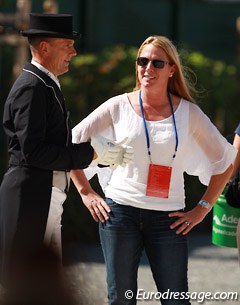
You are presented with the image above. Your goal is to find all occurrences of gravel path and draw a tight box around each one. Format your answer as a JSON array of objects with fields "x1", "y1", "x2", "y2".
[{"x1": 63, "y1": 233, "x2": 239, "y2": 305}]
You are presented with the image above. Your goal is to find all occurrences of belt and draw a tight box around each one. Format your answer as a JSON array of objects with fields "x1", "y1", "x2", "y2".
[{"x1": 52, "y1": 171, "x2": 70, "y2": 193}]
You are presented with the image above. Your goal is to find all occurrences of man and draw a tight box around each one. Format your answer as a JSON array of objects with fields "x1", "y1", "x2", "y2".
[{"x1": 0, "y1": 13, "x2": 133, "y2": 289}]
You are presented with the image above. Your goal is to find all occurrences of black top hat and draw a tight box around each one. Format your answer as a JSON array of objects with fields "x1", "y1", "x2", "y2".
[{"x1": 21, "y1": 13, "x2": 80, "y2": 40}]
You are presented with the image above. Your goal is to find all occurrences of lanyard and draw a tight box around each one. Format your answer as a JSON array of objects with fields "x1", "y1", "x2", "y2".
[{"x1": 138, "y1": 90, "x2": 178, "y2": 164}]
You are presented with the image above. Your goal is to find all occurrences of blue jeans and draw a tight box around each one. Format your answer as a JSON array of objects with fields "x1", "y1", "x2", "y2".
[{"x1": 99, "y1": 198, "x2": 191, "y2": 305}]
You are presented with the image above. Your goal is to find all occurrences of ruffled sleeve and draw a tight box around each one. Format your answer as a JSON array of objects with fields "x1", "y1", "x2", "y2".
[
  {"x1": 184, "y1": 103, "x2": 237, "y2": 185},
  {"x1": 80, "y1": 123, "x2": 114, "y2": 192},
  {"x1": 71, "y1": 96, "x2": 122, "y2": 190},
  {"x1": 72, "y1": 98, "x2": 116, "y2": 143}
]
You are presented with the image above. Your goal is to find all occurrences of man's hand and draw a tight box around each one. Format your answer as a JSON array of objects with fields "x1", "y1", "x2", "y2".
[
  {"x1": 110, "y1": 137, "x2": 134, "y2": 168},
  {"x1": 91, "y1": 136, "x2": 133, "y2": 168}
]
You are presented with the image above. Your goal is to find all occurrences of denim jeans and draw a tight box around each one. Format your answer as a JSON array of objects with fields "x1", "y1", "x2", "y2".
[{"x1": 99, "y1": 198, "x2": 191, "y2": 305}]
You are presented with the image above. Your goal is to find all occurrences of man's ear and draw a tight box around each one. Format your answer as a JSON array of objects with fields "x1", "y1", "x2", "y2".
[{"x1": 39, "y1": 40, "x2": 49, "y2": 55}]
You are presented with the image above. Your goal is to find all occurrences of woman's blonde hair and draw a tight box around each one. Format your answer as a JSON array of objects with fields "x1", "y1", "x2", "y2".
[{"x1": 134, "y1": 35, "x2": 197, "y2": 103}]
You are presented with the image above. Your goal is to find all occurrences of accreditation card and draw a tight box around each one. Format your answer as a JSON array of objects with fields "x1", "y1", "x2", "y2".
[{"x1": 146, "y1": 164, "x2": 172, "y2": 198}]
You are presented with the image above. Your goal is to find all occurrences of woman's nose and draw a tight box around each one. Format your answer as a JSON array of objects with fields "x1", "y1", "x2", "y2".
[{"x1": 145, "y1": 60, "x2": 153, "y2": 70}]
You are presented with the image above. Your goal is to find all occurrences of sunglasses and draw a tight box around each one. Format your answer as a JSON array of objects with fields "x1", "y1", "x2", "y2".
[{"x1": 136, "y1": 57, "x2": 170, "y2": 69}]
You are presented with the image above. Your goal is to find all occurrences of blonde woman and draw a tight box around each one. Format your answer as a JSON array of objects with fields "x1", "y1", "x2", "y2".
[{"x1": 71, "y1": 36, "x2": 237, "y2": 305}]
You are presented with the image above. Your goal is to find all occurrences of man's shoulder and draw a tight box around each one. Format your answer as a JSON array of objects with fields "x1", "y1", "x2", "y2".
[
  {"x1": 6, "y1": 66, "x2": 49, "y2": 103},
  {"x1": 12, "y1": 68, "x2": 46, "y2": 91}
]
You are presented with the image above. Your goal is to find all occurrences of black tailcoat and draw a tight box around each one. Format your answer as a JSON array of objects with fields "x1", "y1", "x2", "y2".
[{"x1": 0, "y1": 63, "x2": 93, "y2": 284}]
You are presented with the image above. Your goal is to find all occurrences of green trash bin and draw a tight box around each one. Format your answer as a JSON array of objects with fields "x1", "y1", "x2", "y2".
[{"x1": 212, "y1": 192, "x2": 240, "y2": 248}]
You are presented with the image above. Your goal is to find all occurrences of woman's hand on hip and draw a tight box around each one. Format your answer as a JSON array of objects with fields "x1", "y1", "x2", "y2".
[{"x1": 168, "y1": 206, "x2": 209, "y2": 235}]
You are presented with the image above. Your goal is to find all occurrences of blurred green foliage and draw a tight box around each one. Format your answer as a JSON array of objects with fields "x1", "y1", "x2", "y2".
[
  {"x1": 60, "y1": 45, "x2": 137, "y2": 126},
  {"x1": 182, "y1": 50, "x2": 240, "y2": 133}
]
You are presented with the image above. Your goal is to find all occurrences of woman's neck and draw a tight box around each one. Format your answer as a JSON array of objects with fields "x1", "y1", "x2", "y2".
[
  {"x1": 128, "y1": 89, "x2": 180, "y2": 121},
  {"x1": 140, "y1": 88, "x2": 169, "y2": 107}
]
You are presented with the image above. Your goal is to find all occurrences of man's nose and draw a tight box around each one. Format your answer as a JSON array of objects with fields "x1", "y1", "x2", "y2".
[{"x1": 71, "y1": 46, "x2": 77, "y2": 57}]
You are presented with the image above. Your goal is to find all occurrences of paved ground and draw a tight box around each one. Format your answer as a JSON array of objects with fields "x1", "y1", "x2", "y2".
[{"x1": 63, "y1": 233, "x2": 240, "y2": 305}]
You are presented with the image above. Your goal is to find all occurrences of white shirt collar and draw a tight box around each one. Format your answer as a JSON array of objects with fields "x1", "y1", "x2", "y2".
[{"x1": 31, "y1": 59, "x2": 61, "y2": 88}]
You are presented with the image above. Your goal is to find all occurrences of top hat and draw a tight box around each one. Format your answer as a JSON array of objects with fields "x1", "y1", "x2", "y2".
[{"x1": 21, "y1": 13, "x2": 80, "y2": 40}]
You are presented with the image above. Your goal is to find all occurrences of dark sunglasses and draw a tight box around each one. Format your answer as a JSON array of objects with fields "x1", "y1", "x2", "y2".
[{"x1": 136, "y1": 57, "x2": 170, "y2": 69}]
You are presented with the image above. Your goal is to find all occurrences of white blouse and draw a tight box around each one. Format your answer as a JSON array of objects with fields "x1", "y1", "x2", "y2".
[{"x1": 72, "y1": 93, "x2": 237, "y2": 211}]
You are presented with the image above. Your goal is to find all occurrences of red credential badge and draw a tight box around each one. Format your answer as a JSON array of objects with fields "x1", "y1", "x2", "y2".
[{"x1": 146, "y1": 164, "x2": 172, "y2": 198}]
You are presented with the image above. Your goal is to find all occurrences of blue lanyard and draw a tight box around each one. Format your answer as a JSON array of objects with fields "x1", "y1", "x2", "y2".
[{"x1": 138, "y1": 90, "x2": 179, "y2": 163}]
